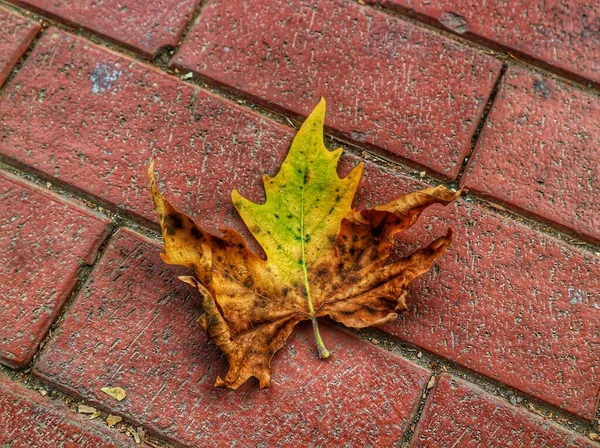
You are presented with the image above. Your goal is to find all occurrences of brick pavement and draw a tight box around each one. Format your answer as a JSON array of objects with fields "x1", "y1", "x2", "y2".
[{"x1": 1, "y1": 0, "x2": 599, "y2": 446}]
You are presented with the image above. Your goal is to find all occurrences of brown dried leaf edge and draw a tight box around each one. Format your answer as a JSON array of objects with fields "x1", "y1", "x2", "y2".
[{"x1": 148, "y1": 103, "x2": 460, "y2": 389}]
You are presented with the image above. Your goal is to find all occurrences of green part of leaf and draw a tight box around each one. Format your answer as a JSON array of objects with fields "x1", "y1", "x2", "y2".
[{"x1": 232, "y1": 98, "x2": 363, "y2": 312}]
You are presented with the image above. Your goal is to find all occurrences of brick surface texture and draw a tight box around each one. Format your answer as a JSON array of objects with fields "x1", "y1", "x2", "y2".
[
  {"x1": 0, "y1": 29, "x2": 294, "y2": 239},
  {"x1": 463, "y1": 66, "x2": 600, "y2": 242},
  {"x1": 345, "y1": 164, "x2": 600, "y2": 420},
  {"x1": 1, "y1": 0, "x2": 599, "y2": 445},
  {"x1": 401, "y1": 203, "x2": 599, "y2": 418},
  {"x1": 34, "y1": 228, "x2": 431, "y2": 447},
  {"x1": 6, "y1": 0, "x2": 201, "y2": 57},
  {"x1": 377, "y1": 0, "x2": 600, "y2": 84},
  {"x1": 0, "y1": 6, "x2": 40, "y2": 87},
  {"x1": 412, "y1": 374, "x2": 595, "y2": 448},
  {"x1": 172, "y1": 0, "x2": 502, "y2": 180},
  {"x1": 0, "y1": 172, "x2": 111, "y2": 369},
  {"x1": 0, "y1": 374, "x2": 131, "y2": 447},
  {"x1": 1, "y1": 26, "x2": 598, "y2": 423}
]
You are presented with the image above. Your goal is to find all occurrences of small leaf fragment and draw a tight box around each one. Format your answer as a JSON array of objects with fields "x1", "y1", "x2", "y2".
[
  {"x1": 106, "y1": 414, "x2": 123, "y2": 427},
  {"x1": 101, "y1": 386, "x2": 126, "y2": 401},
  {"x1": 89, "y1": 411, "x2": 102, "y2": 420},
  {"x1": 127, "y1": 426, "x2": 141, "y2": 444},
  {"x1": 77, "y1": 404, "x2": 97, "y2": 414},
  {"x1": 427, "y1": 376, "x2": 436, "y2": 390}
]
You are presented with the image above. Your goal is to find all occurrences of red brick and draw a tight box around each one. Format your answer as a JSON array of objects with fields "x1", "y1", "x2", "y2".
[
  {"x1": 411, "y1": 374, "x2": 594, "y2": 448},
  {"x1": 462, "y1": 66, "x2": 600, "y2": 242},
  {"x1": 2, "y1": 28, "x2": 598, "y2": 420},
  {"x1": 377, "y1": 0, "x2": 600, "y2": 85},
  {"x1": 34, "y1": 228, "x2": 431, "y2": 447},
  {"x1": 0, "y1": 6, "x2": 40, "y2": 87},
  {"x1": 371, "y1": 177, "x2": 600, "y2": 419},
  {"x1": 6, "y1": 0, "x2": 200, "y2": 58},
  {"x1": 0, "y1": 172, "x2": 110, "y2": 368},
  {"x1": 0, "y1": 28, "x2": 294, "y2": 242},
  {"x1": 0, "y1": 374, "x2": 131, "y2": 447},
  {"x1": 339, "y1": 163, "x2": 600, "y2": 419},
  {"x1": 171, "y1": 0, "x2": 501, "y2": 180}
]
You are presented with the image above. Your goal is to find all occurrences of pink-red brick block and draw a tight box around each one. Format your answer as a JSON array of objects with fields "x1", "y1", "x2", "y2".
[
  {"x1": 0, "y1": 28, "x2": 294, "y2": 242},
  {"x1": 171, "y1": 0, "x2": 501, "y2": 180},
  {"x1": 0, "y1": 374, "x2": 131, "y2": 447},
  {"x1": 412, "y1": 374, "x2": 594, "y2": 447},
  {"x1": 377, "y1": 0, "x2": 600, "y2": 85},
  {"x1": 0, "y1": 172, "x2": 110, "y2": 368},
  {"x1": 6, "y1": 0, "x2": 200, "y2": 58},
  {"x1": 462, "y1": 66, "x2": 600, "y2": 242},
  {"x1": 2, "y1": 28, "x2": 597, "y2": 420},
  {"x1": 34, "y1": 229, "x2": 430, "y2": 447},
  {"x1": 0, "y1": 6, "x2": 40, "y2": 87},
  {"x1": 339, "y1": 163, "x2": 600, "y2": 420},
  {"x1": 376, "y1": 179, "x2": 600, "y2": 419}
]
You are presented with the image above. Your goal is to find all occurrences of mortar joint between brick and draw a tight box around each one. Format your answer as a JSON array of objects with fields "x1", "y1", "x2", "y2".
[
  {"x1": 454, "y1": 63, "x2": 507, "y2": 187},
  {"x1": 464, "y1": 192, "x2": 600, "y2": 253},
  {"x1": 0, "y1": 158, "x2": 162, "y2": 238},
  {"x1": 25, "y1": 221, "x2": 120, "y2": 372},
  {"x1": 353, "y1": 326, "x2": 600, "y2": 440},
  {"x1": 171, "y1": 0, "x2": 209, "y2": 52},
  {"x1": 361, "y1": 1, "x2": 600, "y2": 95},
  {"x1": 0, "y1": 363, "x2": 172, "y2": 448},
  {"x1": 399, "y1": 372, "x2": 435, "y2": 447},
  {"x1": 0, "y1": 13, "x2": 45, "y2": 97}
]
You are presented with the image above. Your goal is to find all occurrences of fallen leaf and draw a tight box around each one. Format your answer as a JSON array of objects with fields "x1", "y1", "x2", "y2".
[
  {"x1": 589, "y1": 433, "x2": 600, "y2": 441},
  {"x1": 101, "y1": 387, "x2": 126, "y2": 401},
  {"x1": 127, "y1": 426, "x2": 141, "y2": 444},
  {"x1": 89, "y1": 411, "x2": 102, "y2": 420},
  {"x1": 38, "y1": 389, "x2": 47, "y2": 396},
  {"x1": 77, "y1": 404, "x2": 97, "y2": 414},
  {"x1": 426, "y1": 376, "x2": 436, "y2": 390},
  {"x1": 106, "y1": 414, "x2": 122, "y2": 427},
  {"x1": 150, "y1": 98, "x2": 460, "y2": 389}
]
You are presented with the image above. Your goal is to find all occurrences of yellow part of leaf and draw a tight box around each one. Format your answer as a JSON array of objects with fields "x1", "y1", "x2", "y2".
[
  {"x1": 232, "y1": 98, "x2": 363, "y2": 290},
  {"x1": 106, "y1": 414, "x2": 123, "y2": 427},
  {"x1": 149, "y1": 98, "x2": 461, "y2": 390},
  {"x1": 101, "y1": 386, "x2": 126, "y2": 401},
  {"x1": 77, "y1": 404, "x2": 97, "y2": 414}
]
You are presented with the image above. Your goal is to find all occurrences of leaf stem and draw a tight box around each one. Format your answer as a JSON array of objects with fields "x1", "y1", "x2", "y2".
[
  {"x1": 300, "y1": 166, "x2": 330, "y2": 359},
  {"x1": 311, "y1": 318, "x2": 330, "y2": 359}
]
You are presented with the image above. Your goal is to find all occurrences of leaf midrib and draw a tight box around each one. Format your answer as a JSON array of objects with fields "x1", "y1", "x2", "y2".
[{"x1": 300, "y1": 165, "x2": 315, "y2": 316}]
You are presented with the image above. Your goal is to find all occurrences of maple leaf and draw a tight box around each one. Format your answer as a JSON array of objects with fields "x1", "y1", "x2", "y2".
[{"x1": 149, "y1": 99, "x2": 460, "y2": 389}]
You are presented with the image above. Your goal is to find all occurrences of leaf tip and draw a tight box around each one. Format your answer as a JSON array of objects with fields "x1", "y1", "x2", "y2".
[
  {"x1": 309, "y1": 97, "x2": 327, "y2": 124},
  {"x1": 148, "y1": 157, "x2": 155, "y2": 176},
  {"x1": 231, "y1": 189, "x2": 244, "y2": 210}
]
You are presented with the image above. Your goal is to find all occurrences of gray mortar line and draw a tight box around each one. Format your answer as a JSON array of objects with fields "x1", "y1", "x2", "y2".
[
  {"x1": 2, "y1": 150, "x2": 599, "y2": 442},
  {"x1": 0, "y1": 365, "x2": 173, "y2": 447},
  {"x1": 352, "y1": 325, "x2": 600, "y2": 442},
  {"x1": 453, "y1": 63, "x2": 507, "y2": 187},
  {"x1": 361, "y1": 0, "x2": 600, "y2": 94},
  {"x1": 0, "y1": 0, "x2": 599, "y2": 441},
  {"x1": 397, "y1": 373, "x2": 435, "y2": 447}
]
